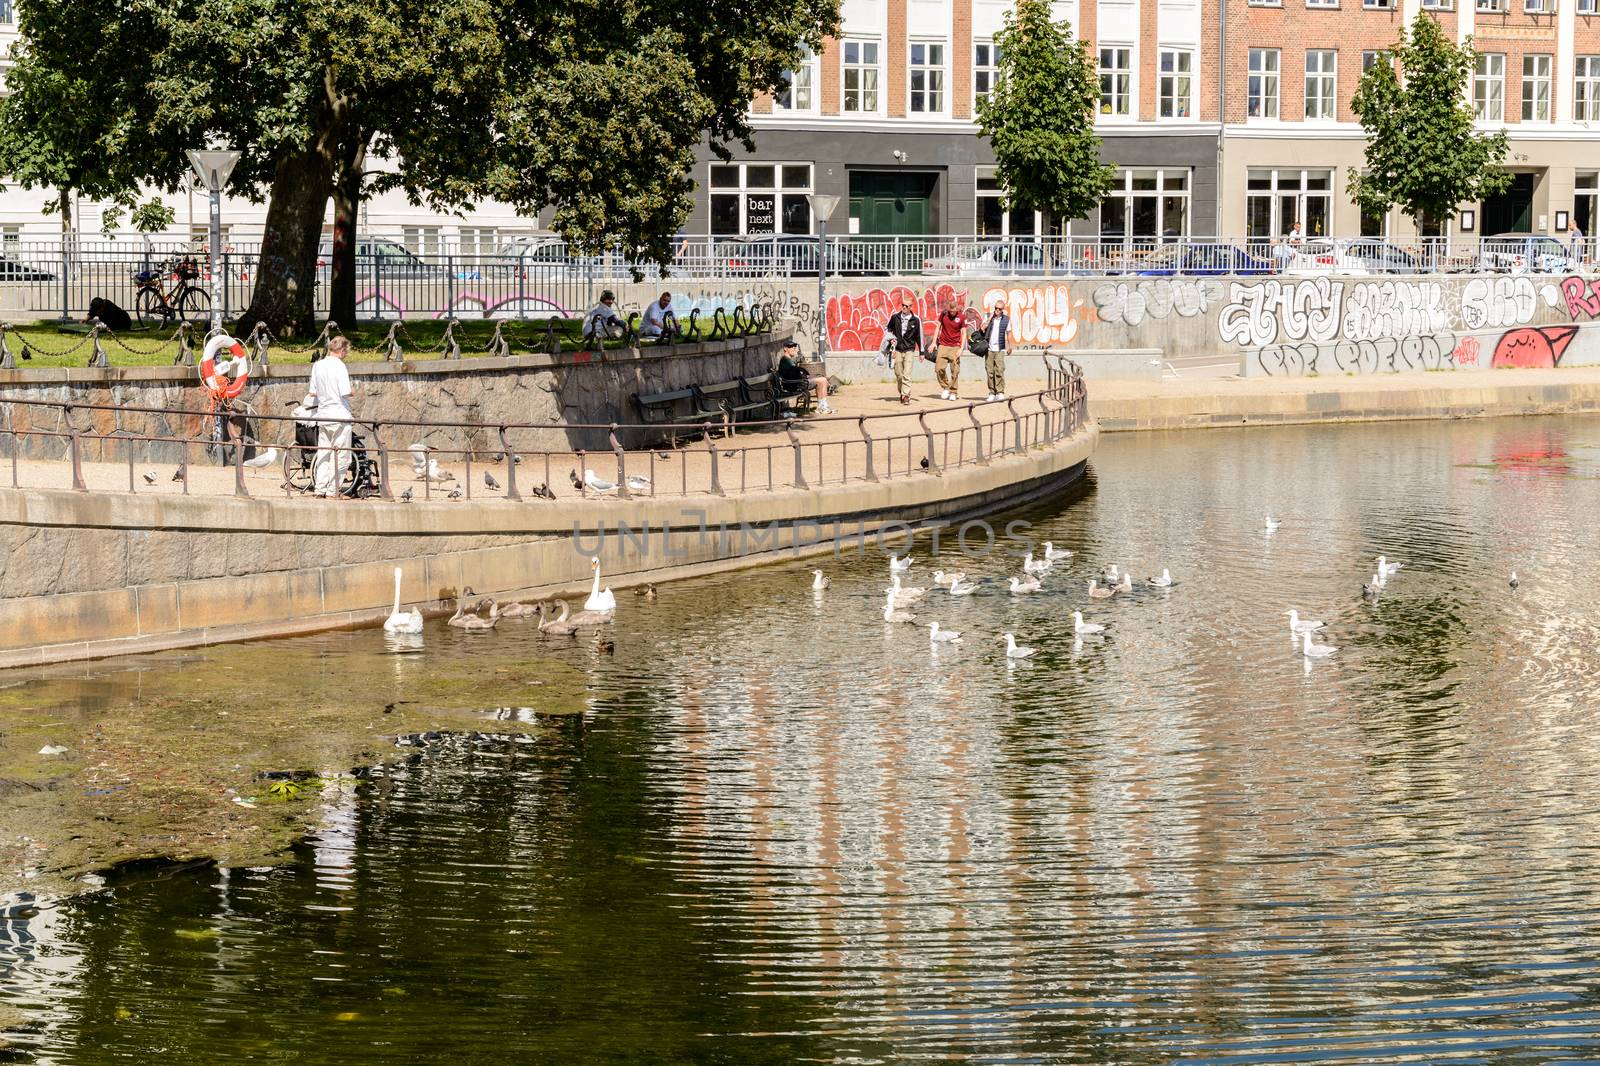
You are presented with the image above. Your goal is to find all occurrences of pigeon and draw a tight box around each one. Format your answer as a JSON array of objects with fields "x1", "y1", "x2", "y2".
[
  {"x1": 243, "y1": 447, "x2": 279, "y2": 469},
  {"x1": 447, "y1": 488, "x2": 463, "y2": 500},
  {"x1": 399, "y1": 487, "x2": 413, "y2": 503},
  {"x1": 535, "y1": 483, "x2": 555, "y2": 499},
  {"x1": 920, "y1": 457, "x2": 930, "y2": 470},
  {"x1": 584, "y1": 469, "x2": 618, "y2": 494},
  {"x1": 656, "y1": 452, "x2": 672, "y2": 461},
  {"x1": 1509, "y1": 571, "x2": 1520, "y2": 589},
  {"x1": 171, "y1": 468, "x2": 186, "y2": 483},
  {"x1": 142, "y1": 470, "x2": 157, "y2": 485},
  {"x1": 625, "y1": 474, "x2": 651, "y2": 492},
  {"x1": 485, "y1": 471, "x2": 500, "y2": 491},
  {"x1": 569, "y1": 468, "x2": 584, "y2": 491}
]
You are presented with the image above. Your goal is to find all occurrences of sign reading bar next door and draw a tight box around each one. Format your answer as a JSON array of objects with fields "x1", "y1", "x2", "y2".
[{"x1": 746, "y1": 194, "x2": 776, "y2": 234}]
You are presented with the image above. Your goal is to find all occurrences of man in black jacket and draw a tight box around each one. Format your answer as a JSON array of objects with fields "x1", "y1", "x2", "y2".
[{"x1": 883, "y1": 295, "x2": 924, "y2": 405}]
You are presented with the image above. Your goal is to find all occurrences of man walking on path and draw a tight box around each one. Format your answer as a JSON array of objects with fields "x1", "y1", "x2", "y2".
[
  {"x1": 983, "y1": 300, "x2": 1010, "y2": 402},
  {"x1": 935, "y1": 297, "x2": 965, "y2": 400},
  {"x1": 884, "y1": 295, "x2": 924, "y2": 405},
  {"x1": 304, "y1": 335, "x2": 353, "y2": 498}
]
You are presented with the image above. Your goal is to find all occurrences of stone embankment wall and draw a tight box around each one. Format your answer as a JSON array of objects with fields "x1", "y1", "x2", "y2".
[
  {"x1": 810, "y1": 272, "x2": 1600, "y2": 377},
  {"x1": 0, "y1": 331, "x2": 791, "y2": 459}
]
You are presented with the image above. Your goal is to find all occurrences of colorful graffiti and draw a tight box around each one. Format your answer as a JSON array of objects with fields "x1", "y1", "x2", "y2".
[
  {"x1": 1092, "y1": 278, "x2": 1223, "y2": 326},
  {"x1": 1558, "y1": 275, "x2": 1600, "y2": 320},
  {"x1": 1490, "y1": 325, "x2": 1578, "y2": 368},
  {"x1": 826, "y1": 285, "x2": 966, "y2": 352},
  {"x1": 978, "y1": 285, "x2": 1081, "y2": 345},
  {"x1": 1219, "y1": 277, "x2": 1541, "y2": 349}
]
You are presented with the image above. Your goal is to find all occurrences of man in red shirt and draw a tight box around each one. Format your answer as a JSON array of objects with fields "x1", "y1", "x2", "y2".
[{"x1": 934, "y1": 297, "x2": 966, "y2": 400}]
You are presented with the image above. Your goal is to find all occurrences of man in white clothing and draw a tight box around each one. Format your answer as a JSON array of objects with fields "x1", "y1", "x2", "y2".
[{"x1": 304, "y1": 335, "x2": 354, "y2": 498}]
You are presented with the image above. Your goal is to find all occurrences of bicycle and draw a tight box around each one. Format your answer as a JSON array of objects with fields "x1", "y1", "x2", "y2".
[{"x1": 132, "y1": 256, "x2": 211, "y2": 326}]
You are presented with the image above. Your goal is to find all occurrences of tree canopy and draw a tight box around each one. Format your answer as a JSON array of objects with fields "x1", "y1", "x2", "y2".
[
  {"x1": 0, "y1": 0, "x2": 835, "y2": 331},
  {"x1": 975, "y1": 0, "x2": 1114, "y2": 225},
  {"x1": 1349, "y1": 14, "x2": 1511, "y2": 231}
]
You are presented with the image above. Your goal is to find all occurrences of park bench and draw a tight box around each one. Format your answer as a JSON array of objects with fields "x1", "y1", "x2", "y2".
[
  {"x1": 631, "y1": 386, "x2": 699, "y2": 444},
  {"x1": 757, "y1": 370, "x2": 815, "y2": 416}
]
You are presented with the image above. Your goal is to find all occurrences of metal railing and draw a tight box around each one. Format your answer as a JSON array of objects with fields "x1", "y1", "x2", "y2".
[{"x1": 0, "y1": 355, "x2": 1088, "y2": 502}]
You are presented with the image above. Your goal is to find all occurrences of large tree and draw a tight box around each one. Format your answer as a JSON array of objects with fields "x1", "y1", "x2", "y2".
[
  {"x1": 0, "y1": 0, "x2": 834, "y2": 332},
  {"x1": 975, "y1": 0, "x2": 1114, "y2": 226},
  {"x1": 1349, "y1": 14, "x2": 1511, "y2": 233}
]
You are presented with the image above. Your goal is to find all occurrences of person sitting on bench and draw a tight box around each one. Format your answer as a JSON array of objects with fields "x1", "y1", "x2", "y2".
[{"x1": 776, "y1": 339, "x2": 832, "y2": 414}]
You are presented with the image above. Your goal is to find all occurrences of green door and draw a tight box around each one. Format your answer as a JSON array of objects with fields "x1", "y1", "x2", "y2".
[{"x1": 849, "y1": 172, "x2": 936, "y2": 237}]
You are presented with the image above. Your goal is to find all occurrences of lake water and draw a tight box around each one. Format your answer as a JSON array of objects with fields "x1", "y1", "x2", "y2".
[{"x1": 5, "y1": 417, "x2": 1600, "y2": 1063}]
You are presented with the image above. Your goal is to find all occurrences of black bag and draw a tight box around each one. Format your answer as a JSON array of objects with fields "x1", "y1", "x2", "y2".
[{"x1": 967, "y1": 329, "x2": 989, "y2": 357}]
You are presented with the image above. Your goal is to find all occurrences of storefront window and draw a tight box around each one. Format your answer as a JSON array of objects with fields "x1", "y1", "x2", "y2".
[
  {"x1": 1099, "y1": 168, "x2": 1190, "y2": 241},
  {"x1": 708, "y1": 163, "x2": 814, "y2": 236},
  {"x1": 975, "y1": 169, "x2": 1042, "y2": 237},
  {"x1": 1245, "y1": 168, "x2": 1332, "y2": 239}
]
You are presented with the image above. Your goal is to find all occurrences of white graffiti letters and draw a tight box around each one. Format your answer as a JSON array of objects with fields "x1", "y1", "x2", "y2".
[
  {"x1": 1220, "y1": 278, "x2": 1525, "y2": 348},
  {"x1": 981, "y1": 284, "x2": 1079, "y2": 345},
  {"x1": 1460, "y1": 276, "x2": 1537, "y2": 331},
  {"x1": 1219, "y1": 280, "x2": 1343, "y2": 348},
  {"x1": 1341, "y1": 281, "x2": 1449, "y2": 343},
  {"x1": 1092, "y1": 278, "x2": 1223, "y2": 327}
]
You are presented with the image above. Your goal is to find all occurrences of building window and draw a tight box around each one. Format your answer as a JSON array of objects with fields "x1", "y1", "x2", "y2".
[
  {"x1": 1524, "y1": 0, "x2": 1552, "y2": 11},
  {"x1": 1099, "y1": 47, "x2": 1132, "y2": 115},
  {"x1": 1100, "y1": 168, "x2": 1190, "y2": 241},
  {"x1": 1578, "y1": 56, "x2": 1600, "y2": 119},
  {"x1": 1360, "y1": 207, "x2": 1389, "y2": 237},
  {"x1": 1246, "y1": 168, "x2": 1333, "y2": 240},
  {"x1": 708, "y1": 163, "x2": 813, "y2": 236},
  {"x1": 1248, "y1": 0, "x2": 1282, "y2": 7},
  {"x1": 1158, "y1": 50, "x2": 1193, "y2": 117},
  {"x1": 1474, "y1": 53, "x2": 1505, "y2": 121},
  {"x1": 976, "y1": 169, "x2": 1042, "y2": 237},
  {"x1": 1248, "y1": 49, "x2": 1280, "y2": 118},
  {"x1": 974, "y1": 42, "x2": 1001, "y2": 105},
  {"x1": 1478, "y1": 0, "x2": 1508, "y2": 13},
  {"x1": 775, "y1": 47, "x2": 816, "y2": 111},
  {"x1": 1363, "y1": 0, "x2": 1393, "y2": 9},
  {"x1": 1305, "y1": 50, "x2": 1337, "y2": 119},
  {"x1": 1362, "y1": 50, "x2": 1383, "y2": 72},
  {"x1": 402, "y1": 226, "x2": 441, "y2": 258},
  {"x1": 1522, "y1": 54, "x2": 1552, "y2": 121},
  {"x1": 1580, "y1": 0, "x2": 1596, "y2": 13},
  {"x1": 1576, "y1": 171, "x2": 1599, "y2": 238},
  {"x1": 1421, "y1": 0, "x2": 1452, "y2": 9},
  {"x1": 1307, "y1": 0, "x2": 1336, "y2": 9},
  {"x1": 842, "y1": 39, "x2": 880, "y2": 113},
  {"x1": 459, "y1": 227, "x2": 498, "y2": 257},
  {"x1": 909, "y1": 41, "x2": 946, "y2": 113}
]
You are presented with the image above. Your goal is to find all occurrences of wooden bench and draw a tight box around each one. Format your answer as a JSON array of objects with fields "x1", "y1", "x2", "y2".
[
  {"x1": 760, "y1": 371, "x2": 815, "y2": 415},
  {"x1": 631, "y1": 386, "x2": 700, "y2": 445}
]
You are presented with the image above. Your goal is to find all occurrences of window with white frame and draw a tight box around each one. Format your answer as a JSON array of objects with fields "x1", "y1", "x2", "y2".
[
  {"x1": 0, "y1": 0, "x2": 13, "y2": 22},
  {"x1": 459, "y1": 227, "x2": 499, "y2": 258},
  {"x1": 1421, "y1": 0, "x2": 1451, "y2": 9},
  {"x1": 708, "y1": 163, "x2": 814, "y2": 236},
  {"x1": 402, "y1": 226, "x2": 441, "y2": 257},
  {"x1": 1524, "y1": 0, "x2": 1552, "y2": 12},
  {"x1": 1248, "y1": 49, "x2": 1280, "y2": 118},
  {"x1": 1363, "y1": 0, "x2": 1393, "y2": 9},
  {"x1": 1246, "y1": 168, "x2": 1332, "y2": 239},
  {"x1": 1099, "y1": 47, "x2": 1132, "y2": 115},
  {"x1": 1100, "y1": 169, "x2": 1190, "y2": 240},
  {"x1": 1477, "y1": 0, "x2": 1508, "y2": 13},
  {"x1": 1577, "y1": 171, "x2": 1599, "y2": 237},
  {"x1": 1522, "y1": 54, "x2": 1552, "y2": 120},
  {"x1": 842, "y1": 39, "x2": 880, "y2": 113},
  {"x1": 1307, "y1": 0, "x2": 1336, "y2": 10},
  {"x1": 976, "y1": 169, "x2": 1042, "y2": 236},
  {"x1": 1305, "y1": 50, "x2": 1336, "y2": 119},
  {"x1": 1580, "y1": 0, "x2": 1596, "y2": 13},
  {"x1": 909, "y1": 41, "x2": 946, "y2": 113},
  {"x1": 1248, "y1": 0, "x2": 1281, "y2": 8},
  {"x1": 775, "y1": 47, "x2": 816, "y2": 111},
  {"x1": 1474, "y1": 53, "x2": 1505, "y2": 120},
  {"x1": 1362, "y1": 50, "x2": 1383, "y2": 72},
  {"x1": 1578, "y1": 56, "x2": 1600, "y2": 119},
  {"x1": 974, "y1": 42, "x2": 1001, "y2": 105},
  {"x1": 1159, "y1": 49, "x2": 1193, "y2": 118}
]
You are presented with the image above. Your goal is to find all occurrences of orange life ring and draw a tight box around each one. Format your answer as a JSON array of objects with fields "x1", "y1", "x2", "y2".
[{"x1": 200, "y1": 334, "x2": 249, "y2": 401}]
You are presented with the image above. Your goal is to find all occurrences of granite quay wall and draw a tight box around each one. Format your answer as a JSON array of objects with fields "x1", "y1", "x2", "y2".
[
  {"x1": 815, "y1": 272, "x2": 1600, "y2": 378},
  {"x1": 0, "y1": 331, "x2": 793, "y2": 459}
]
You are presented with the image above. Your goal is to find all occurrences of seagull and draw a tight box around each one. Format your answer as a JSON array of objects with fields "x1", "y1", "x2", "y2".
[
  {"x1": 584, "y1": 469, "x2": 618, "y2": 494},
  {"x1": 927, "y1": 622, "x2": 962, "y2": 644},
  {"x1": 1116, "y1": 573, "x2": 1133, "y2": 595},
  {"x1": 948, "y1": 578, "x2": 978, "y2": 596},
  {"x1": 447, "y1": 488, "x2": 463, "y2": 500},
  {"x1": 888, "y1": 573, "x2": 926, "y2": 606},
  {"x1": 243, "y1": 447, "x2": 279, "y2": 469},
  {"x1": 399, "y1": 487, "x2": 413, "y2": 503},
  {"x1": 142, "y1": 470, "x2": 157, "y2": 485},
  {"x1": 811, "y1": 570, "x2": 830, "y2": 591},
  {"x1": 1043, "y1": 542, "x2": 1072, "y2": 562},
  {"x1": 1301, "y1": 631, "x2": 1336, "y2": 658},
  {"x1": 1149, "y1": 569, "x2": 1174, "y2": 587},
  {"x1": 931, "y1": 569, "x2": 966, "y2": 587},
  {"x1": 1370, "y1": 569, "x2": 1388, "y2": 590},
  {"x1": 1022, "y1": 551, "x2": 1051, "y2": 575},
  {"x1": 1509, "y1": 571, "x2": 1520, "y2": 589},
  {"x1": 409, "y1": 443, "x2": 452, "y2": 482},
  {"x1": 1009, "y1": 575, "x2": 1042, "y2": 594},
  {"x1": 1088, "y1": 579, "x2": 1115, "y2": 599},
  {"x1": 882, "y1": 589, "x2": 917, "y2": 623},
  {"x1": 1002, "y1": 633, "x2": 1036, "y2": 659},
  {"x1": 1264, "y1": 515, "x2": 1281, "y2": 534},
  {"x1": 1377, "y1": 555, "x2": 1403, "y2": 578},
  {"x1": 485, "y1": 471, "x2": 500, "y2": 490},
  {"x1": 1362, "y1": 576, "x2": 1381, "y2": 599},
  {"x1": 625, "y1": 475, "x2": 651, "y2": 492},
  {"x1": 1100, "y1": 564, "x2": 1121, "y2": 583},
  {"x1": 889, "y1": 553, "x2": 914, "y2": 572},
  {"x1": 1285, "y1": 609, "x2": 1324, "y2": 635},
  {"x1": 1072, "y1": 611, "x2": 1105, "y2": 635}
]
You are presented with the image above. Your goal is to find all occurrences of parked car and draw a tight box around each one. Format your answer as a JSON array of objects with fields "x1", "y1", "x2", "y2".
[
  {"x1": 315, "y1": 238, "x2": 445, "y2": 279},
  {"x1": 722, "y1": 235, "x2": 888, "y2": 277},
  {"x1": 1134, "y1": 242, "x2": 1275, "y2": 276},
  {"x1": 1282, "y1": 239, "x2": 1367, "y2": 275},
  {"x1": 0, "y1": 254, "x2": 54, "y2": 282},
  {"x1": 1337, "y1": 239, "x2": 1422, "y2": 274},
  {"x1": 922, "y1": 240, "x2": 1065, "y2": 276},
  {"x1": 1479, "y1": 233, "x2": 1574, "y2": 274}
]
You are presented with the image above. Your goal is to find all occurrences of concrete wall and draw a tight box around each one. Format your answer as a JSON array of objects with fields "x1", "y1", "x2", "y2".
[
  {"x1": 0, "y1": 425, "x2": 1096, "y2": 667},
  {"x1": 814, "y1": 271, "x2": 1600, "y2": 377},
  {"x1": 0, "y1": 331, "x2": 794, "y2": 457}
]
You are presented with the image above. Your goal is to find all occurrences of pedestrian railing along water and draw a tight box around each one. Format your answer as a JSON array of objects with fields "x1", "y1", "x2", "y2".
[{"x1": 0, "y1": 355, "x2": 1088, "y2": 503}]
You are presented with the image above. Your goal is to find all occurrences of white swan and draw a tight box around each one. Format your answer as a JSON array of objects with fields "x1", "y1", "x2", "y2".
[
  {"x1": 1072, "y1": 611, "x2": 1105, "y2": 635},
  {"x1": 1149, "y1": 569, "x2": 1173, "y2": 588},
  {"x1": 888, "y1": 553, "x2": 914, "y2": 572},
  {"x1": 1285, "y1": 609, "x2": 1324, "y2": 635},
  {"x1": 1009, "y1": 575, "x2": 1042, "y2": 594},
  {"x1": 948, "y1": 578, "x2": 978, "y2": 596},
  {"x1": 1377, "y1": 555, "x2": 1403, "y2": 577},
  {"x1": 585, "y1": 557, "x2": 617, "y2": 612},
  {"x1": 383, "y1": 567, "x2": 424, "y2": 634},
  {"x1": 811, "y1": 570, "x2": 830, "y2": 591},
  {"x1": 1264, "y1": 515, "x2": 1281, "y2": 534},
  {"x1": 1022, "y1": 551, "x2": 1051, "y2": 575},
  {"x1": 927, "y1": 622, "x2": 962, "y2": 644},
  {"x1": 1003, "y1": 633, "x2": 1036, "y2": 659},
  {"x1": 1302, "y1": 631, "x2": 1336, "y2": 658},
  {"x1": 1043, "y1": 542, "x2": 1072, "y2": 561},
  {"x1": 882, "y1": 589, "x2": 917, "y2": 623}
]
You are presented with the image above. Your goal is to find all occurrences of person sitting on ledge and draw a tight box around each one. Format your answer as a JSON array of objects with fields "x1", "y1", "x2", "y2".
[
  {"x1": 776, "y1": 338, "x2": 833, "y2": 414},
  {"x1": 583, "y1": 290, "x2": 625, "y2": 344},
  {"x1": 640, "y1": 291, "x2": 671, "y2": 339}
]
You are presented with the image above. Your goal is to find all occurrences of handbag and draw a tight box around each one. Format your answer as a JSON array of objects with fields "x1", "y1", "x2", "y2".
[{"x1": 967, "y1": 329, "x2": 989, "y2": 357}]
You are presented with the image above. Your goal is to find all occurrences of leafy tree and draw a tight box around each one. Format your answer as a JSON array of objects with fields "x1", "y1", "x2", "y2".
[
  {"x1": 975, "y1": 0, "x2": 1114, "y2": 226},
  {"x1": 1349, "y1": 14, "x2": 1510, "y2": 233},
  {"x1": 0, "y1": 0, "x2": 834, "y2": 332}
]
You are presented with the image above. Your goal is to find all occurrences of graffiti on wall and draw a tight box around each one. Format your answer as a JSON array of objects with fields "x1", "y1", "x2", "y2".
[
  {"x1": 978, "y1": 285, "x2": 1081, "y2": 345},
  {"x1": 1490, "y1": 325, "x2": 1578, "y2": 368},
  {"x1": 826, "y1": 285, "x2": 966, "y2": 352},
  {"x1": 1091, "y1": 278, "x2": 1224, "y2": 327},
  {"x1": 1252, "y1": 333, "x2": 1461, "y2": 377}
]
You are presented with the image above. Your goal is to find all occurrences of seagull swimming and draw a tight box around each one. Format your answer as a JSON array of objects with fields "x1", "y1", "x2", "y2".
[
  {"x1": 1009, "y1": 575, "x2": 1042, "y2": 594},
  {"x1": 1022, "y1": 551, "x2": 1051, "y2": 575},
  {"x1": 888, "y1": 572, "x2": 927, "y2": 606},
  {"x1": 1264, "y1": 515, "x2": 1281, "y2": 533},
  {"x1": 1116, "y1": 573, "x2": 1133, "y2": 594},
  {"x1": 1149, "y1": 569, "x2": 1173, "y2": 588},
  {"x1": 1301, "y1": 631, "x2": 1336, "y2": 658},
  {"x1": 931, "y1": 569, "x2": 966, "y2": 587},
  {"x1": 1042, "y1": 542, "x2": 1072, "y2": 562},
  {"x1": 1088, "y1": 579, "x2": 1115, "y2": 599},
  {"x1": 889, "y1": 553, "x2": 914, "y2": 572},
  {"x1": 1100, "y1": 564, "x2": 1121, "y2": 583},
  {"x1": 948, "y1": 578, "x2": 978, "y2": 596},
  {"x1": 882, "y1": 589, "x2": 917, "y2": 623},
  {"x1": 1072, "y1": 611, "x2": 1105, "y2": 635},
  {"x1": 1002, "y1": 633, "x2": 1036, "y2": 659},
  {"x1": 927, "y1": 622, "x2": 962, "y2": 644},
  {"x1": 1285, "y1": 609, "x2": 1325, "y2": 635},
  {"x1": 811, "y1": 570, "x2": 830, "y2": 591},
  {"x1": 1377, "y1": 555, "x2": 1403, "y2": 577}
]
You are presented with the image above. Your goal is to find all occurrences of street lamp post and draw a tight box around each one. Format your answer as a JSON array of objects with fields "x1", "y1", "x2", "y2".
[
  {"x1": 187, "y1": 149, "x2": 242, "y2": 335},
  {"x1": 806, "y1": 193, "x2": 841, "y2": 363}
]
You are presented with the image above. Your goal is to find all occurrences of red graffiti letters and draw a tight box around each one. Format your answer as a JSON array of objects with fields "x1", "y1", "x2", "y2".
[
  {"x1": 1490, "y1": 325, "x2": 1578, "y2": 368},
  {"x1": 827, "y1": 285, "x2": 965, "y2": 352},
  {"x1": 1560, "y1": 276, "x2": 1600, "y2": 321}
]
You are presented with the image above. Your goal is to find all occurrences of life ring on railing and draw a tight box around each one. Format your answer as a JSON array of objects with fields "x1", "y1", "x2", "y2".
[{"x1": 200, "y1": 334, "x2": 249, "y2": 401}]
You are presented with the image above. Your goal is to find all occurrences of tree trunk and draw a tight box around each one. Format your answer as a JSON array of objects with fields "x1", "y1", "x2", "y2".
[
  {"x1": 239, "y1": 145, "x2": 336, "y2": 335},
  {"x1": 328, "y1": 132, "x2": 370, "y2": 329},
  {"x1": 58, "y1": 189, "x2": 72, "y2": 234}
]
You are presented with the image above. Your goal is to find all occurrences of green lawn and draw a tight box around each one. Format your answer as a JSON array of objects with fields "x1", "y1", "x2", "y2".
[{"x1": 0, "y1": 316, "x2": 769, "y2": 370}]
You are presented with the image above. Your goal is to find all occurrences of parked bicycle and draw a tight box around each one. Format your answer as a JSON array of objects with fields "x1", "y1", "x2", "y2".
[{"x1": 131, "y1": 256, "x2": 211, "y2": 325}]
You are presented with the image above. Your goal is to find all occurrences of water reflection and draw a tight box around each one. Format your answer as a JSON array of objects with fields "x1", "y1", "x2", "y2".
[{"x1": 3, "y1": 417, "x2": 1600, "y2": 1061}]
